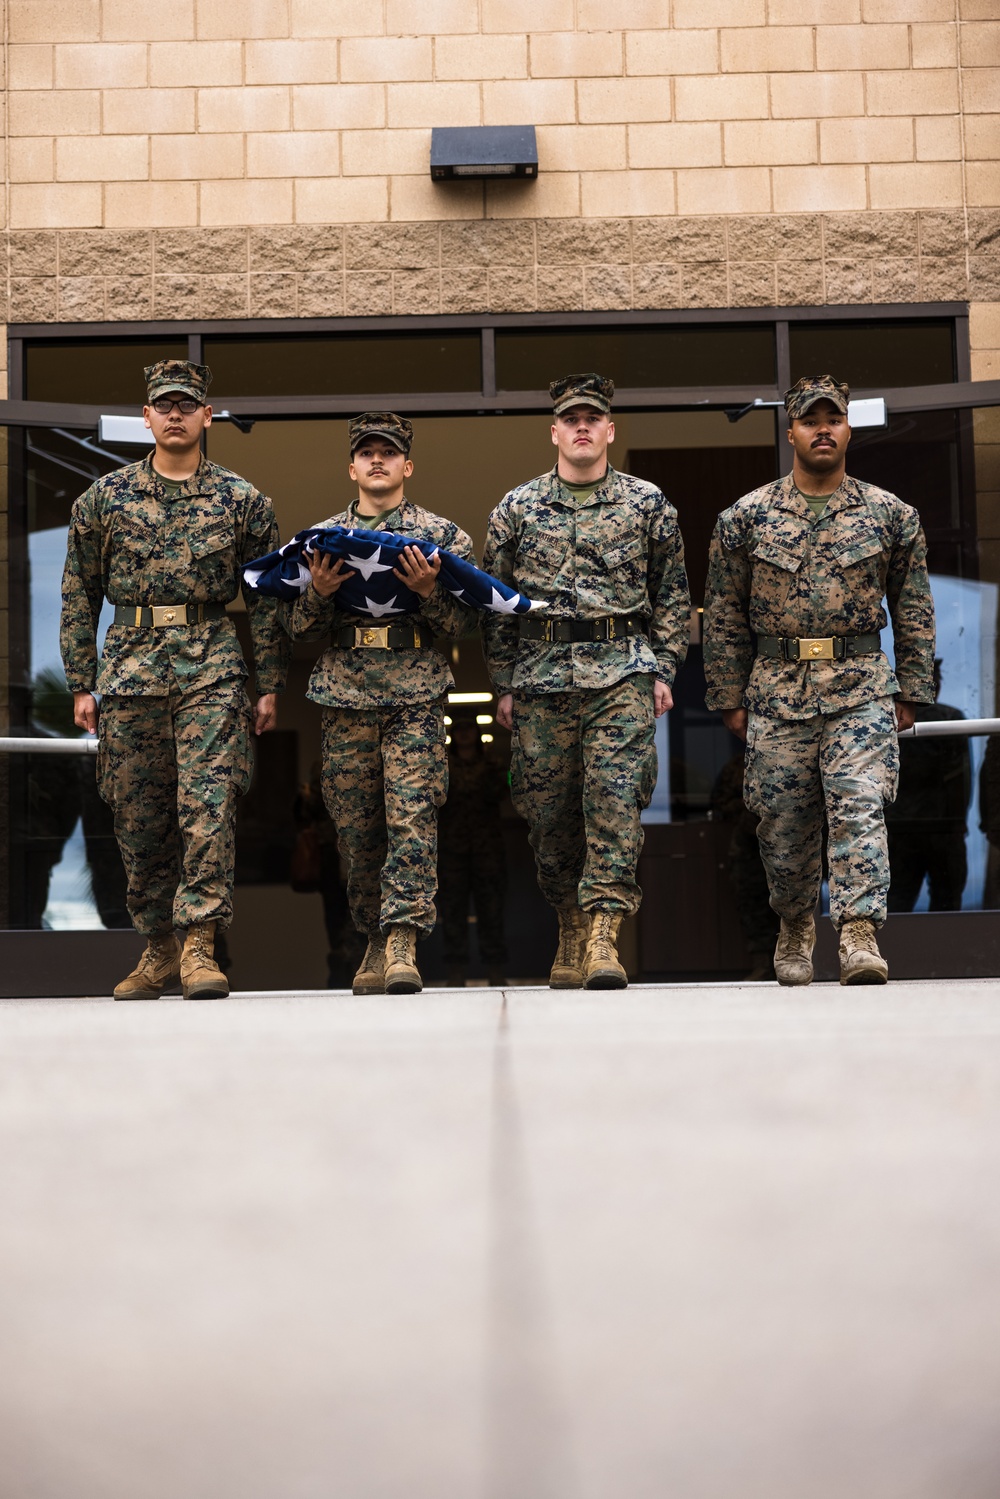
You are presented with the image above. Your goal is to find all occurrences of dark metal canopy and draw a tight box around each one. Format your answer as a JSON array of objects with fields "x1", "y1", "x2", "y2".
[{"x1": 0, "y1": 379, "x2": 997, "y2": 430}]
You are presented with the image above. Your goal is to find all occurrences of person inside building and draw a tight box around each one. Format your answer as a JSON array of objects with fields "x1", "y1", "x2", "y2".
[
  {"x1": 703, "y1": 374, "x2": 935, "y2": 987},
  {"x1": 437, "y1": 706, "x2": 510, "y2": 987},
  {"x1": 710, "y1": 752, "x2": 781, "y2": 981},
  {"x1": 287, "y1": 412, "x2": 479, "y2": 997},
  {"x1": 291, "y1": 763, "x2": 361, "y2": 989},
  {"x1": 60, "y1": 359, "x2": 290, "y2": 1000},
  {"x1": 886, "y1": 658, "x2": 970, "y2": 912},
  {"x1": 483, "y1": 373, "x2": 690, "y2": 990}
]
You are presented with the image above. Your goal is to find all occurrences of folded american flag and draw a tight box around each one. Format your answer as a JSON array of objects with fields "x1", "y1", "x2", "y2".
[{"x1": 243, "y1": 525, "x2": 544, "y2": 620}]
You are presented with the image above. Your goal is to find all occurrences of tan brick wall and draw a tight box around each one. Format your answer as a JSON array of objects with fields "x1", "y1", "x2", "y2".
[
  {"x1": 0, "y1": 4, "x2": 994, "y2": 232},
  {"x1": 0, "y1": 4, "x2": 995, "y2": 319}
]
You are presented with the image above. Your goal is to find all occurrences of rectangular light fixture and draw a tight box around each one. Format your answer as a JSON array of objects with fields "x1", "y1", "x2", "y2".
[
  {"x1": 448, "y1": 692, "x2": 493, "y2": 704},
  {"x1": 99, "y1": 414, "x2": 149, "y2": 444},
  {"x1": 431, "y1": 125, "x2": 537, "y2": 182},
  {"x1": 847, "y1": 397, "x2": 888, "y2": 429}
]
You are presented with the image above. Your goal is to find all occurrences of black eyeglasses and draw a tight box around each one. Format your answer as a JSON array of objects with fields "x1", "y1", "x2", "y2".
[{"x1": 150, "y1": 397, "x2": 202, "y2": 415}]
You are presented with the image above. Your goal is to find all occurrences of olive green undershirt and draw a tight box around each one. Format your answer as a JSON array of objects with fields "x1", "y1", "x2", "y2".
[
  {"x1": 796, "y1": 485, "x2": 840, "y2": 523},
  {"x1": 350, "y1": 498, "x2": 402, "y2": 528},
  {"x1": 155, "y1": 472, "x2": 184, "y2": 500},
  {"x1": 559, "y1": 472, "x2": 607, "y2": 505}
]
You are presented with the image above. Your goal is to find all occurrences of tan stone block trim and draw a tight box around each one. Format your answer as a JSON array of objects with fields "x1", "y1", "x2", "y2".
[{"x1": 2, "y1": 210, "x2": 997, "y2": 322}]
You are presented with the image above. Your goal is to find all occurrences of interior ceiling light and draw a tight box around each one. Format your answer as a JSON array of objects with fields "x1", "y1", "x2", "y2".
[{"x1": 431, "y1": 125, "x2": 537, "y2": 182}]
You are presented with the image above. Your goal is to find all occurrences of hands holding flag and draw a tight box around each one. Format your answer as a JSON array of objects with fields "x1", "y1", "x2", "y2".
[
  {"x1": 244, "y1": 525, "x2": 542, "y2": 620},
  {"x1": 308, "y1": 541, "x2": 442, "y2": 601}
]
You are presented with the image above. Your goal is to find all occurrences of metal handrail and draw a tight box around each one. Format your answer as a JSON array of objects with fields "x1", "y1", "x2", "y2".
[
  {"x1": 2, "y1": 719, "x2": 1000, "y2": 754},
  {"x1": 897, "y1": 718, "x2": 1000, "y2": 739},
  {"x1": 0, "y1": 737, "x2": 97, "y2": 754}
]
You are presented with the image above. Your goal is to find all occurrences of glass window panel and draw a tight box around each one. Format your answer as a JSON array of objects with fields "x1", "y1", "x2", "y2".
[
  {"x1": 495, "y1": 325, "x2": 776, "y2": 390},
  {"x1": 2, "y1": 428, "x2": 124, "y2": 930},
  {"x1": 203, "y1": 334, "x2": 482, "y2": 395},
  {"x1": 788, "y1": 320, "x2": 955, "y2": 389},
  {"x1": 847, "y1": 409, "x2": 970, "y2": 578},
  {"x1": 25, "y1": 339, "x2": 188, "y2": 405}
]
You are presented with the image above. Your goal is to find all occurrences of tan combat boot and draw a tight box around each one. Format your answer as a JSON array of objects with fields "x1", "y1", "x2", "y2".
[
  {"x1": 353, "y1": 935, "x2": 387, "y2": 996},
  {"x1": 549, "y1": 906, "x2": 590, "y2": 989},
  {"x1": 384, "y1": 925, "x2": 422, "y2": 994},
  {"x1": 113, "y1": 933, "x2": 181, "y2": 1001},
  {"x1": 838, "y1": 918, "x2": 889, "y2": 986},
  {"x1": 774, "y1": 913, "x2": 816, "y2": 987},
  {"x1": 180, "y1": 921, "x2": 229, "y2": 1001},
  {"x1": 583, "y1": 912, "x2": 628, "y2": 990}
]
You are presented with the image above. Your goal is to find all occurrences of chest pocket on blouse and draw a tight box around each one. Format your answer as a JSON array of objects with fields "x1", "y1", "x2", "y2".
[
  {"x1": 516, "y1": 526, "x2": 567, "y2": 588},
  {"x1": 112, "y1": 511, "x2": 157, "y2": 557},
  {"x1": 832, "y1": 536, "x2": 883, "y2": 567},
  {"x1": 830, "y1": 535, "x2": 884, "y2": 594},
  {"x1": 188, "y1": 519, "x2": 236, "y2": 594},
  {"x1": 601, "y1": 535, "x2": 646, "y2": 607},
  {"x1": 750, "y1": 537, "x2": 802, "y2": 609}
]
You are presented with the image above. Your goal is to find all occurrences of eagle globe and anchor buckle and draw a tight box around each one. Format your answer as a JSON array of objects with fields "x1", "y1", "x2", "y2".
[
  {"x1": 788, "y1": 636, "x2": 837, "y2": 660},
  {"x1": 149, "y1": 604, "x2": 187, "y2": 626},
  {"x1": 354, "y1": 625, "x2": 391, "y2": 649}
]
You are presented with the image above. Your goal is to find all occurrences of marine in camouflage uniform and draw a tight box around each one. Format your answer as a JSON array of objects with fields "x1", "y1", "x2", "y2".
[
  {"x1": 483, "y1": 373, "x2": 690, "y2": 989},
  {"x1": 60, "y1": 359, "x2": 290, "y2": 1000},
  {"x1": 703, "y1": 374, "x2": 935, "y2": 986},
  {"x1": 288, "y1": 412, "x2": 479, "y2": 995}
]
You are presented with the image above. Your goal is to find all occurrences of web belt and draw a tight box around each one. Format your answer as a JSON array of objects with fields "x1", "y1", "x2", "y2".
[
  {"x1": 518, "y1": 614, "x2": 647, "y2": 644},
  {"x1": 756, "y1": 632, "x2": 882, "y2": 662},
  {"x1": 333, "y1": 623, "x2": 433, "y2": 650},
  {"x1": 113, "y1": 603, "x2": 228, "y2": 627}
]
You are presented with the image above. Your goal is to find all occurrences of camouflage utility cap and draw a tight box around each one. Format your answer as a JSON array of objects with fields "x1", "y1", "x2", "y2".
[
  {"x1": 145, "y1": 360, "x2": 212, "y2": 404},
  {"x1": 784, "y1": 375, "x2": 850, "y2": 419},
  {"x1": 349, "y1": 412, "x2": 413, "y2": 454},
  {"x1": 549, "y1": 373, "x2": 615, "y2": 416}
]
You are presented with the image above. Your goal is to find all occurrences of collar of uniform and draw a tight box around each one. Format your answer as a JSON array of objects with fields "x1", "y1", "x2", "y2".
[
  {"x1": 543, "y1": 463, "x2": 619, "y2": 509},
  {"x1": 138, "y1": 452, "x2": 211, "y2": 498},
  {"x1": 348, "y1": 496, "x2": 412, "y2": 530},
  {"x1": 773, "y1": 471, "x2": 860, "y2": 519},
  {"x1": 823, "y1": 475, "x2": 865, "y2": 516}
]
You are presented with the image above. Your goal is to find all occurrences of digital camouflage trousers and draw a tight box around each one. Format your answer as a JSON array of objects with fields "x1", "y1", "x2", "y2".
[
  {"x1": 744, "y1": 697, "x2": 899, "y2": 929},
  {"x1": 320, "y1": 699, "x2": 447, "y2": 937},
  {"x1": 511, "y1": 674, "x2": 658, "y2": 915},
  {"x1": 97, "y1": 679, "x2": 254, "y2": 936}
]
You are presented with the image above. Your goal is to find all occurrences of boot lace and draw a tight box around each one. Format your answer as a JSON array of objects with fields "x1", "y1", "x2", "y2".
[
  {"x1": 186, "y1": 929, "x2": 215, "y2": 966},
  {"x1": 555, "y1": 911, "x2": 586, "y2": 968},
  {"x1": 360, "y1": 936, "x2": 386, "y2": 973},
  {"x1": 778, "y1": 915, "x2": 813, "y2": 958},
  {"x1": 843, "y1": 918, "x2": 878, "y2": 952},
  {"x1": 588, "y1": 913, "x2": 618, "y2": 962},
  {"x1": 138, "y1": 936, "x2": 175, "y2": 977},
  {"x1": 387, "y1": 929, "x2": 412, "y2": 965}
]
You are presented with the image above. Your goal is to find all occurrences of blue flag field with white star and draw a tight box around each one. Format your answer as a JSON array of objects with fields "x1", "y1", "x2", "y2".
[{"x1": 243, "y1": 525, "x2": 544, "y2": 620}]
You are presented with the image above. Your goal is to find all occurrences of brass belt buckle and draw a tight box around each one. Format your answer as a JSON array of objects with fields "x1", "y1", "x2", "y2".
[
  {"x1": 355, "y1": 625, "x2": 391, "y2": 649},
  {"x1": 151, "y1": 604, "x2": 186, "y2": 626},
  {"x1": 796, "y1": 636, "x2": 835, "y2": 660}
]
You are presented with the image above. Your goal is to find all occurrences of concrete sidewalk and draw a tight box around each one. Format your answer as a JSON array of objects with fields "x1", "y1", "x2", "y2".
[{"x1": 1, "y1": 982, "x2": 999, "y2": 1499}]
